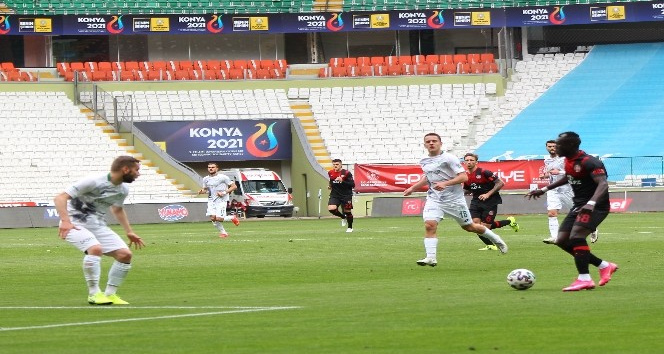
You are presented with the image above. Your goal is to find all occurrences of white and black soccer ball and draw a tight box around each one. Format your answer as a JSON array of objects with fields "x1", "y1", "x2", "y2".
[{"x1": 507, "y1": 269, "x2": 536, "y2": 290}]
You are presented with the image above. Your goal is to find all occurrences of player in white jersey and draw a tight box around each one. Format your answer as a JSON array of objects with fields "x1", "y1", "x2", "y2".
[
  {"x1": 403, "y1": 133, "x2": 508, "y2": 267},
  {"x1": 541, "y1": 140, "x2": 598, "y2": 244},
  {"x1": 53, "y1": 156, "x2": 144, "y2": 305},
  {"x1": 198, "y1": 162, "x2": 240, "y2": 238}
]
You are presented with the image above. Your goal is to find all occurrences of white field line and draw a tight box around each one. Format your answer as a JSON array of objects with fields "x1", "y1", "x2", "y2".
[{"x1": 0, "y1": 306, "x2": 300, "y2": 332}]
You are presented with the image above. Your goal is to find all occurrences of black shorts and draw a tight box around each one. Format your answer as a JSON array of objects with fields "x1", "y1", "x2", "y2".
[
  {"x1": 469, "y1": 200, "x2": 499, "y2": 225},
  {"x1": 329, "y1": 196, "x2": 353, "y2": 210},
  {"x1": 560, "y1": 206, "x2": 609, "y2": 233}
]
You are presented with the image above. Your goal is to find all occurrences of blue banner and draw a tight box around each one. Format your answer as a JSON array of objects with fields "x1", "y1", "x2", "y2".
[
  {"x1": 0, "y1": 2, "x2": 663, "y2": 35},
  {"x1": 134, "y1": 120, "x2": 292, "y2": 162}
]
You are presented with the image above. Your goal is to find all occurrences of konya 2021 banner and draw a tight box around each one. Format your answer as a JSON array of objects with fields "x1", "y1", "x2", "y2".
[
  {"x1": 134, "y1": 119, "x2": 291, "y2": 162},
  {"x1": 1, "y1": 2, "x2": 664, "y2": 36},
  {"x1": 354, "y1": 160, "x2": 550, "y2": 193}
]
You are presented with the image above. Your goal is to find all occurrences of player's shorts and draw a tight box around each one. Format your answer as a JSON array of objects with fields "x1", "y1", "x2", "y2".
[
  {"x1": 206, "y1": 198, "x2": 228, "y2": 217},
  {"x1": 422, "y1": 198, "x2": 472, "y2": 226},
  {"x1": 468, "y1": 200, "x2": 500, "y2": 225},
  {"x1": 328, "y1": 196, "x2": 353, "y2": 210},
  {"x1": 559, "y1": 206, "x2": 609, "y2": 233},
  {"x1": 546, "y1": 188, "x2": 573, "y2": 211},
  {"x1": 64, "y1": 221, "x2": 127, "y2": 254}
]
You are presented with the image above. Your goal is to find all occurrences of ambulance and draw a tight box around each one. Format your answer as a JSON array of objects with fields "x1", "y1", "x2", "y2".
[{"x1": 219, "y1": 168, "x2": 294, "y2": 218}]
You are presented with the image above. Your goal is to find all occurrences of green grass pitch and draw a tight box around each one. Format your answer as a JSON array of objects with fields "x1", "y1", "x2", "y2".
[{"x1": 1, "y1": 213, "x2": 663, "y2": 353}]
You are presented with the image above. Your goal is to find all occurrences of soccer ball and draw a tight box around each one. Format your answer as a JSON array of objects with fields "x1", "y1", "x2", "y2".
[{"x1": 506, "y1": 269, "x2": 536, "y2": 290}]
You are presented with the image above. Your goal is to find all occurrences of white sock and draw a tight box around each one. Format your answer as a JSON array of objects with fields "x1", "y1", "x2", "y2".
[
  {"x1": 222, "y1": 215, "x2": 234, "y2": 222},
  {"x1": 105, "y1": 261, "x2": 132, "y2": 296},
  {"x1": 548, "y1": 216, "x2": 559, "y2": 238},
  {"x1": 578, "y1": 274, "x2": 592, "y2": 281},
  {"x1": 83, "y1": 255, "x2": 102, "y2": 295},
  {"x1": 213, "y1": 221, "x2": 226, "y2": 232},
  {"x1": 481, "y1": 228, "x2": 505, "y2": 245},
  {"x1": 598, "y1": 261, "x2": 609, "y2": 269},
  {"x1": 424, "y1": 238, "x2": 438, "y2": 259}
]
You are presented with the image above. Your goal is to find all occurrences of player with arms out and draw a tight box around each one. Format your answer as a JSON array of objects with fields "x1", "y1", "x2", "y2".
[
  {"x1": 526, "y1": 132, "x2": 618, "y2": 291},
  {"x1": 404, "y1": 133, "x2": 508, "y2": 267},
  {"x1": 541, "y1": 140, "x2": 598, "y2": 244},
  {"x1": 198, "y1": 162, "x2": 240, "y2": 238},
  {"x1": 463, "y1": 153, "x2": 519, "y2": 251},
  {"x1": 53, "y1": 156, "x2": 145, "y2": 305},
  {"x1": 328, "y1": 158, "x2": 355, "y2": 233}
]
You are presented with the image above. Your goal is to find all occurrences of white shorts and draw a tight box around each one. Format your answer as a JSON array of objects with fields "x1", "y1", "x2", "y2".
[
  {"x1": 422, "y1": 198, "x2": 473, "y2": 226},
  {"x1": 206, "y1": 198, "x2": 228, "y2": 217},
  {"x1": 547, "y1": 189, "x2": 573, "y2": 211},
  {"x1": 65, "y1": 222, "x2": 128, "y2": 254}
]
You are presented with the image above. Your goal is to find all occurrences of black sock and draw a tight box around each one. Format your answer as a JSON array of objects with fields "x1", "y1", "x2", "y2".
[
  {"x1": 329, "y1": 209, "x2": 344, "y2": 218},
  {"x1": 491, "y1": 220, "x2": 510, "y2": 229},
  {"x1": 344, "y1": 212, "x2": 353, "y2": 228},
  {"x1": 478, "y1": 235, "x2": 494, "y2": 246},
  {"x1": 571, "y1": 238, "x2": 591, "y2": 274}
]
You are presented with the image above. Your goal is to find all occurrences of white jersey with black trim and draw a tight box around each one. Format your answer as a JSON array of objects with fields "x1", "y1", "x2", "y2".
[
  {"x1": 65, "y1": 173, "x2": 129, "y2": 225},
  {"x1": 419, "y1": 152, "x2": 466, "y2": 204},
  {"x1": 544, "y1": 155, "x2": 572, "y2": 192},
  {"x1": 203, "y1": 174, "x2": 233, "y2": 203}
]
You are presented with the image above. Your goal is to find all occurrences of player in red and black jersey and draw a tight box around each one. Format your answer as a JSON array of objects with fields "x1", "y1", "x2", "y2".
[
  {"x1": 527, "y1": 132, "x2": 618, "y2": 291},
  {"x1": 463, "y1": 153, "x2": 520, "y2": 251},
  {"x1": 328, "y1": 159, "x2": 355, "y2": 233}
]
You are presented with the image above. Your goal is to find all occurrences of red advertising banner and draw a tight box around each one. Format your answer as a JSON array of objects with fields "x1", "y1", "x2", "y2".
[{"x1": 354, "y1": 161, "x2": 549, "y2": 193}]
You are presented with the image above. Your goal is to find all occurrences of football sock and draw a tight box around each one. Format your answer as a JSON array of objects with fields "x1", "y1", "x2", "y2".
[
  {"x1": 424, "y1": 237, "x2": 438, "y2": 259},
  {"x1": 83, "y1": 255, "x2": 102, "y2": 295},
  {"x1": 598, "y1": 261, "x2": 610, "y2": 269},
  {"x1": 571, "y1": 238, "x2": 591, "y2": 275},
  {"x1": 213, "y1": 221, "x2": 226, "y2": 232},
  {"x1": 578, "y1": 274, "x2": 592, "y2": 281},
  {"x1": 548, "y1": 217, "x2": 559, "y2": 238},
  {"x1": 105, "y1": 261, "x2": 132, "y2": 296},
  {"x1": 480, "y1": 228, "x2": 505, "y2": 245},
  {"x1": 477, "y1": 234, "x2": 494, "y2": 245},
  {"x1": 329, "y1": 209, "x2": 345, "y2": 218},
  {"x1": 223, "y1": 215, "x2": 235, "y2": 222},
  {"x1": 344, "y1": 212, "x2": 353, "y2": 228},
  {"x1": 491, "y1": 220, "x2": 510, "y2": 229}
]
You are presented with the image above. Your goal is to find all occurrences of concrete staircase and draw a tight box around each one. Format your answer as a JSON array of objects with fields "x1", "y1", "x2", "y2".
[
  {"x1": 79, "y1": 107, "x2": 194, "y2": 197},
  {"x1": 289, "y1": 101, "x2": 332, "y2": 170}
]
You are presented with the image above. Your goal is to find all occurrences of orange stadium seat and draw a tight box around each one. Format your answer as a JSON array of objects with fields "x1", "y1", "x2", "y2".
[
  {"x1": 398, "y1": 55, "x2": 412, "y2": 65},
  {"x1": 470, "y1": 63, "x2": 483, "y2": 74},
  {"x1": 120, "y1": 71, "x2": 135, "y2": 81},
  {"x1": 329, "y1": 58, "x2": 343, "y2": 67},
  {"x1": 484, "y1": 62, "x2": 499, "y2": 73},
  {"x1": 370, "y1": 56, "x2": 384, "y2": 66},
  {"x1": 98, "y1": 62, "x2": 112, "y2": 71},
  {"x1": 346, "y1": 66, "x2": 358, "y2": 77},
  {"x1": 218, "y1": 69, "x2": 229, "y2": 80},
  {"x1": 414, "y1": 64, "x2": 429, "y2": 75},
  {"x1": 440, "y1": 55, "x2": 453, "y2": 64},
  {"x1": 194, "y1": 60, "x2": 206, "y2": 71},
  {"x1": 151, "y1": 61, "x2": 167, "y2": 72},
  {"x1": 385, "y1": 56, "x2": 399, "y2": 66},
  {"x1": 481, "y1": 53, "x2": 495, "y2": 63},
  {"x1": 124, "y1": 61, "x2": 140, "y2": 72},
  {"x1": 387, "y1": 65, "x2": 402, "y2": 76},
  {"x1": 85, "y1": 61, "x2": 98, "y2": 72},
  {"x1": 442, "y1": 63, "x2": 456, "y2": 74},
  {"x1": 221, "y1": 59, "x2": 233, "y2": 70},
  {"x1": 412, "y1": 55, "x2": 425, "y2": 65},
  {"x1": 373, "y1": 65, "x2": 387, "y2": 76},
  {"x1": 276, "y1": 59, "x2": 287, "y2": 73},
  {"x1": 318, "y1": 67, "x2": 329, "y2": 78},
  {"x1": 179, "y1": 60, "x2": 194, "y2": 71},
  {"x1": 255, "y1": 69, "x2": 271, "y2": 79},
  {"x1": 453, "y1": 54, "x2": 467, "y2": 64},
  {"x1": 331, "y1": 67, "x2": 346, "y2": 77},
  {"x1": 146, "y1": 71, "x2": 162, "y2": 81},
  {"x1": 91, "y1": 71, "x2": 107, "y2": 81},
  {"x1": 429, "y1": 63, "x2": 441, "y2": 75},
  {"x1": 359, "y1": 66, "x2": 373, "y2": 76},
  {"x1": 260, "y1": 60, "x2": 275, "y2": 70},
  {"x1": 56, "y1": 62, "x2": 70, "y2": 76},
  {"x1": 247, "y1": 59, "x2": 259, "y2": 70},
  {"x1": 1, "y1": 62, "x2": 17, "y2": 72},
  {"x1": 458, "y1": 63, "x2": 471, "y2": 74},
  {"x1": 402, "y1": 65, "x2": 414, "y2": 76},
  {"x1": 233, "y1": 60, "x2": 248, "y2": 70},
  {"x1": 467, "y1": 53, "x2": 481, "y2": 64},
  {"x1": 357, "y1": 56, "x2": 371, "y2": 66},
  {"x1": 228, "y1": 68, "x2": 244, "y2": 79},
  {"x1": 174, "y1": 70, "x2": 190, "y2": 80},
  {"x1": 70, "y1": 62, "x2": 85, "y2": 72},
  {"x1": 270, "y1": 68, "x2": 283, "y2": 79},
  {"x1": 425, "y1": 55, "x2": 439, "y2": 65},
  {"x1": 112, "y1": 62, "x2": 123, "y2": 71},
  {"x1": 204, "y1": 59, "x2": 218, "y2": 70},
  {"x1": 343, "y1": 57, "x2": 357, "y2": 67}
]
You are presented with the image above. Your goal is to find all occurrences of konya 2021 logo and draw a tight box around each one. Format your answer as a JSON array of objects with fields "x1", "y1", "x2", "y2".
[
  {"x1": 246, "y1": 122, "x2": 280, "y2": 158},
  {"x1": 0, "y1": 16, "x2": 11, "y2": 35},
  {"x1": 549, "y1": 6, "x2": 566, "y2": 25},
  {"x1": 326, "y1": 13, "x2": 344, "y2": 31},
  {"x1": 207, "y1": 15, "x2": 224, "y2": 33},
  {"x1": 428, "y1": 11, "x2": 445, "y2": 29},
  {"x1": 107, "y1": 15, "x2": 124, "y2": 34}
]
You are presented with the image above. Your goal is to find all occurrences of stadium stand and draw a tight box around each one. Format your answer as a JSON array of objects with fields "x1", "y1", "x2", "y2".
[
  {"x1": 0, "y1": 91, "x2": 193, "y2": 203},
  {"x1": 474, "y1": 43, "x2": 664, "y2": 184},
  {"x1": 55, "y1": 60, "x2": 288, "y2": 82}
]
